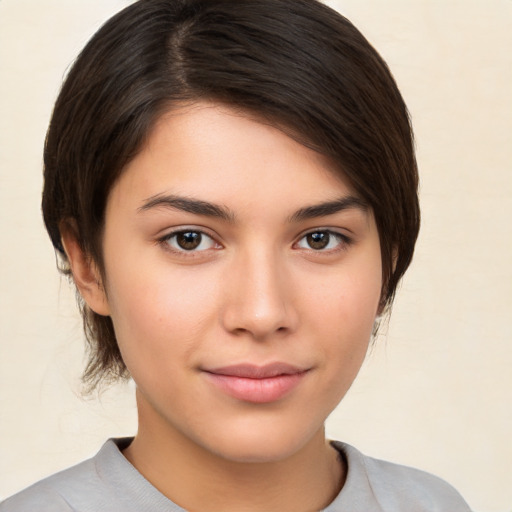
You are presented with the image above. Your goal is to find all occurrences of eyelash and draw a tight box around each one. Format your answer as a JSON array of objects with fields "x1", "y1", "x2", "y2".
[
  {"x1": 294, "y1": 229, "x2": 352, "y2": 253},
  {"x1": 157, "y1": 228, "x2": 352, "y2": 256},
  {"x1": 158, "y1": 228, "x2": 221, "y2": 256}
]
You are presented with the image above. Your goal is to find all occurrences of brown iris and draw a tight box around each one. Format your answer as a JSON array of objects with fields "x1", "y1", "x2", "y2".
[
  {"x1": 176, "y1": 231, "x2": 202, "y2": 250},
  {"x1": 306, "y1": 232, "x2": 330, "y2": 250}
]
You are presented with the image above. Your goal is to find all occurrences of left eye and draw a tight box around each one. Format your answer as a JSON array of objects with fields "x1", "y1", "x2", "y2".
[
  {"x1": 296, "y1": 231, "x2": 347, "y2": 251},
  {"x1": 164, "y1": 230, "x2": 218, "y2": 252}
]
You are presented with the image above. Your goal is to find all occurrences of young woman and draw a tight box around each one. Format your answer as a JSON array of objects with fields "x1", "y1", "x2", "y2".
[{"x1": 1, "y1": 0, "x2": 471, "y2": 510}]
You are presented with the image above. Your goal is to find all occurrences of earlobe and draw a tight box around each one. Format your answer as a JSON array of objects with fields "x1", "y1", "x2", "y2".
[{"x1": 60, "y1": 222, "x2": 111, "y2": 317}]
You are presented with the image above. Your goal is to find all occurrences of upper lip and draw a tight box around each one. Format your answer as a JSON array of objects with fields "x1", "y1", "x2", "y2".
[{"x1": 204, "y1": 362, "x2": 308, "y2": 379}]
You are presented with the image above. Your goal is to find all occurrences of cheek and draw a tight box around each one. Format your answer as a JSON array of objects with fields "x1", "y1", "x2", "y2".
[
  {"x1": 104, "y1": 262, "x2": 221, "y2": 375},
  {"x1": 306, "y1": 257, "x2": 382, "y2": 378},
  {"x1": 309, "y1": 260, "x2": 381, "y2": 335}
]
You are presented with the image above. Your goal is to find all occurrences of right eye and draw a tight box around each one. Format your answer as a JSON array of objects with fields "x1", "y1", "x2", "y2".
[{"x1": 161, "y1": 230, "x2": 219, "y2": 253}]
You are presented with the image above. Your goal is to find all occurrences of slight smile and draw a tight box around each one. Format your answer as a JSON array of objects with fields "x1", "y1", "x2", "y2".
[{"x1": 202, "y1": 363, "x2": 311, "y2": 403}]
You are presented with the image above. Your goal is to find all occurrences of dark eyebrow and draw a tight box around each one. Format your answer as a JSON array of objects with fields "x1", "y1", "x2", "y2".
[
  {"x1": 289, "y1": 196, "x2": 369, "y2": 223},
  {"x1": 138, "y1": 194, "x2": 235, "y2": 222}
]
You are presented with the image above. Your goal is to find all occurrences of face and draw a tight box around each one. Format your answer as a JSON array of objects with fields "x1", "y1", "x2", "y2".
[{"x1": 93, "y1": 102, "x2": 382, "y2": 463}]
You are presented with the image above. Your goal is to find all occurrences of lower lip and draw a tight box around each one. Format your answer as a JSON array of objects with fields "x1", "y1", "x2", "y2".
[{"x1": 204, "y1": 372, "x2": 307, "y2": 403}]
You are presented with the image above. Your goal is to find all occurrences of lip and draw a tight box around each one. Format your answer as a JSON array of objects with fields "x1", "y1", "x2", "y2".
[{"x1": 202, "y1": 363, "x2": 309, "y2": 403}]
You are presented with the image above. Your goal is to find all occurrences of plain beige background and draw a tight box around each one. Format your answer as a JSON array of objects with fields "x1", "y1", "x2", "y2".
[{"x1": 0, "y1": 1, "x2": 511, "y2": 510}]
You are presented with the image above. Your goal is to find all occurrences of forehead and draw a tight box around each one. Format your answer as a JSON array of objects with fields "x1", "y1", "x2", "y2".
[{"x1": 113, "y1": 101, "x2": 356, "y2": 212}]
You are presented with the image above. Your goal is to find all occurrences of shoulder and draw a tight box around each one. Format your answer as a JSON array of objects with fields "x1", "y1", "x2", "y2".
[
  {"x1": 0, "y1": 438, "x2": 180, "y2": 512},
  {"x1": 0, "y1": 457, "x2": 97, "y2": 512},
  {"x1": 328, "y1": 441, "x2": 472, "y2": 512},
  {"x1": 0, "y1": 438, "x2": 135, "y2": 512}
]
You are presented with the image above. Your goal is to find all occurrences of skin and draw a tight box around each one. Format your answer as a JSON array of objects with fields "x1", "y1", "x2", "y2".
[{"x1": 63, "y1": 102, "x2": 383, "y2": 511}]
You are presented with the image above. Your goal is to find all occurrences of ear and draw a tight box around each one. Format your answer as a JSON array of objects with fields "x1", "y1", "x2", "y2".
[
  {"x1": 377, "y1": 246, "x2": 398, "y2": 316},
  {"x1": 60, "y1": 221, "x2": 111, "y2": 316}
]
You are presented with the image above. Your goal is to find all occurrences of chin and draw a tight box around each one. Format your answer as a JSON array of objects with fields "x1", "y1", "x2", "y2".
[{"x1": 198, "y1": 416, "x2": 324, "y2": 464}]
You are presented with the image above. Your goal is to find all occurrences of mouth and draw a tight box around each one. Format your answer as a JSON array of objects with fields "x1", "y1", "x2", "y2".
[{"x1": 202, "y1": 363, "x2": 310, "y2": 403}]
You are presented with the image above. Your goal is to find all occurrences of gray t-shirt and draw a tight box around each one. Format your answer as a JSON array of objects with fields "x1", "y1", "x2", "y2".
[{"x1": 0, "y1": 438, "x2": 471, "y2": 511}]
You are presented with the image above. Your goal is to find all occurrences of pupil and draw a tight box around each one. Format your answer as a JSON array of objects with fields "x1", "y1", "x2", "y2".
[
  {"x1": 307, "y1": 232, "x2": 329, "y2": 250},
  {"x1": 177, "y1": 232, "x2": 201, "y2": 250}
]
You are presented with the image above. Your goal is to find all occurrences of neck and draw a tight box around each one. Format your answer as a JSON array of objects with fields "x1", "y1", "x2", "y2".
[{"x1": 123, "y1": 392, "x2": 345, "y2": 512}]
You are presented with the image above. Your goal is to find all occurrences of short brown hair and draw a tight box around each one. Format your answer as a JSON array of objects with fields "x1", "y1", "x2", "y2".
[{"x1": 42, "y1": 0, "x2": 420, "y2": 390}]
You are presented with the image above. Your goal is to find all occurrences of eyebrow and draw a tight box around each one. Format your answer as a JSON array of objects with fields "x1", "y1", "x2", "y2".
[
  {"x1": 138, "y1": 193, "x2": 368, "y2": 223},
  {"x1": 288, "y1": 196, "x2": 368, "y2": 223},
  {"x1": 138, "y1": 194, "x2": 235, "y2": 221}
]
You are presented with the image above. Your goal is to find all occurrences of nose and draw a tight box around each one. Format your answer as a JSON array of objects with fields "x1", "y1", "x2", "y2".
[{"x1": 221, "y1": 247, "x2": 298, "y2": 340}]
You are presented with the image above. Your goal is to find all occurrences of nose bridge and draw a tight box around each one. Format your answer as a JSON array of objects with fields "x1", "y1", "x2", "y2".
[{"x1": 221, "y1": 242, "x2": 296, "y2": 339}]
